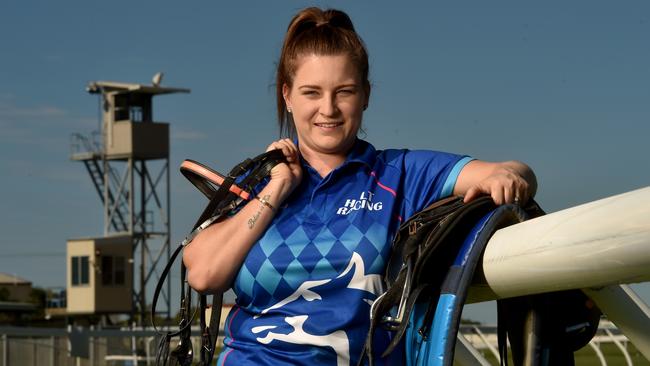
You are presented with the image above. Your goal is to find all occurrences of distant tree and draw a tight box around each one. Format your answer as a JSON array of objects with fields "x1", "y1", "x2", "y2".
[
  {"x1": 27, "y1": 287, "x2": 47, "y2": 320},
  {"x1": 30, "y1": 287, "x2": 47, "y2": 307},
  {"x1": 0, "y1": 287, "x2": 9, "y2": 301}
]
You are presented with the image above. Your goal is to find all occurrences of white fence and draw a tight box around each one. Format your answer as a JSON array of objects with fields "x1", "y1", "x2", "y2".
[{"x1": 0, "y1": 320, "x2": 646, "y2": 366}]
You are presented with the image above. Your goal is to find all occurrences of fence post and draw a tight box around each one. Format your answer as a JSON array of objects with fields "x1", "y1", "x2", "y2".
[
  {"x1": 2, "y1": 334, "x2": 7, "y2": 366},
  {"x1": 50, "y1": 336, "x2": 55, "y2": 366},
  {"x1": 89, "y1": 325, "x2": 94, "y2": 366},
  {"x1": 32, "y1": 337, "x2": 37, "y2": 366}
]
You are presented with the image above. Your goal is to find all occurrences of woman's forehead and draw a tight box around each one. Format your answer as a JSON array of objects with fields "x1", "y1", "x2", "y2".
[{"x1": 292, "y1": 54, "x2": 361, "y2": 86}]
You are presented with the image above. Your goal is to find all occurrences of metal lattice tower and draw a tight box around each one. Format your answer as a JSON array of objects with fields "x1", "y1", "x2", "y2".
[{"x1": 70, "y1": 76, "x2": 189, "y2": 324}]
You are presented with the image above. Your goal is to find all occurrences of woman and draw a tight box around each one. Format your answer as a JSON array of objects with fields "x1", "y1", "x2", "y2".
[{"x1": 183, "y1": 7, "x2": 536, "y2": 366}]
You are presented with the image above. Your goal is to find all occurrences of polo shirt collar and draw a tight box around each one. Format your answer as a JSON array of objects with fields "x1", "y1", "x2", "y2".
[
  {"x1": 344, "y1": 138, "x2": 376, "y2": 168},
  {"x1": 295, "y1": 138, "x2": 377, "y2": 172}
]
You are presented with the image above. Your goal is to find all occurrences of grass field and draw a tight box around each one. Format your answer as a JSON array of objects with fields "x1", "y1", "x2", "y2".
[{"x1": 475, "y1": 343, "x2": 650, "y2": 366}]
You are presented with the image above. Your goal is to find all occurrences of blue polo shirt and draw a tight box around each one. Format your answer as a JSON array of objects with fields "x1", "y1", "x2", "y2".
[{"x1": 217, "y1": 139, "x2": 472, "y2": 366}]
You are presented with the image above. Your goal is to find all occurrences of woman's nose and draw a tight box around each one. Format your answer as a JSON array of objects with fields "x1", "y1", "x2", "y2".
[{"x1": 319, "y1": 94, "x2": 338, "y2": 117}]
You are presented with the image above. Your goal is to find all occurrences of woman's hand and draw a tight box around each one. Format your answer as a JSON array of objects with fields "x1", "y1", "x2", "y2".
[
  {"x1": 265, "y1": 139, "x2": 303, "y2": 203},
  {"x1": 184, "y1": 139, "x2": 303, "y2": 293},
  {"x1": 455, "y1": 160, "x2": 537, "y2": 205}
]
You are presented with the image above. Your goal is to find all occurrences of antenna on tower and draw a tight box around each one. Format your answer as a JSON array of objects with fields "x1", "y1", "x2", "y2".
[{"x1": 152, "y1": 72, "x2": 164, "y2": 87}]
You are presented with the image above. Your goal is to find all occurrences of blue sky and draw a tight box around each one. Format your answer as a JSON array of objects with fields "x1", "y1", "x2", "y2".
[{"x1": 1, "y1": 1, "x2": 648, "y2": 323}]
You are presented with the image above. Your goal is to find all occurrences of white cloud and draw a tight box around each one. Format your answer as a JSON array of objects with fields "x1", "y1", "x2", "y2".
[
  {"x1": 0, "y1": 98, "x2": 97, "y2": 148},
  {"x1": 0, "y1": 100, "x2": 66, "y2": 118}
]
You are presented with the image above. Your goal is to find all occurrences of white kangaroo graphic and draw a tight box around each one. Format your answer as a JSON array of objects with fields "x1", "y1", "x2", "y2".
[
  {"x1": 253, "y1": 315, "x2": 349, "y2": 366},
  {"x1": 250, "y1": 252, "x2": 382, "y2": 366}
]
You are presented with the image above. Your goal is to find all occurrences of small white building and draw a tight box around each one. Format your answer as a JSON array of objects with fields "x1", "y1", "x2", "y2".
[{"x1": 66, "y1": 235, "x2": 133, "y2": 314}]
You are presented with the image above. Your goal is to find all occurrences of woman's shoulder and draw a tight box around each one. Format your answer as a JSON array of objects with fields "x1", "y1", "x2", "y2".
[{"x1": 374, "y1": 145, "x2": 466, "y2": 169}]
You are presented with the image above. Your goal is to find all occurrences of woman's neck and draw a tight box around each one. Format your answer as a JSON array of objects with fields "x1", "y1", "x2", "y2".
[{"x1": 300, "y1": 148, "x2": 347, "y2": 178}]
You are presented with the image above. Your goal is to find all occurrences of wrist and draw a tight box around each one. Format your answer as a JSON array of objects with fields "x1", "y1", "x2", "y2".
[
  {"x1": 262, "y1": 178, "x2": 294, "y2": 204},
  {"x1": 265, "y1": 178, "x2": 295, "y2": 199},
  {"x1": 255, "y1": 195, "x2": 276, "y2": 212}
]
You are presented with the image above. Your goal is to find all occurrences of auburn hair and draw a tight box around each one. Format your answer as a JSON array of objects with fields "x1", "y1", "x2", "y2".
[{"x1": 276, "y1": 7, "x2": 370, "y2": 138}]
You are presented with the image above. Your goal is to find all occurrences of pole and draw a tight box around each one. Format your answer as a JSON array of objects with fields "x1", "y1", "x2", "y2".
[
  {"x1": 166, "y1": 158, "x2": 171, "y2": 320},
  {"x1": 3, "y1": 334, "x2": 8, "y2": 366},
  {"x1": 50, "y1": 336, "x2": 55, "y2": 366},
  {"x1": 140, "y1": 160, "x2": 147, "y2": 325}
]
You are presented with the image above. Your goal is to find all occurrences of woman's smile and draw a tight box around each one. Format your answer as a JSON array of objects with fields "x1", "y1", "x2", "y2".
[{"x1": 314, "y1": 121, "x2": 344, "y2": 129}]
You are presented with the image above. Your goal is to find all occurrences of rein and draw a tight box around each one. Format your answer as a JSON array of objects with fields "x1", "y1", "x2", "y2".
[{"x1": 151, "y1": 149, "x2": 286, "y2": 366}]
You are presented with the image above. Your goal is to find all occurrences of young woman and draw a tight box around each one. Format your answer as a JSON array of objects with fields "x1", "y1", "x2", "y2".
[{"x1": 183, "y1": 7, "x2": 536, "y2": 366}]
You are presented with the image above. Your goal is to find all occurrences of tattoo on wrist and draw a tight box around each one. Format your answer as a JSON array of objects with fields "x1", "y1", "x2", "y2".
[{"x1": 248, "y1": 194, "x2": 272, "y2": 229}]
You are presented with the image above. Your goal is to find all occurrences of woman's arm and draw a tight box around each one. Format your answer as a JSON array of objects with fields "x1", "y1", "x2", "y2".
[
  {"x1": 453, "y1": 160, "x2": 537, "y2": 205},
  {"x1": 183, "y1": 139, "x2": 302, "y2": 294}
]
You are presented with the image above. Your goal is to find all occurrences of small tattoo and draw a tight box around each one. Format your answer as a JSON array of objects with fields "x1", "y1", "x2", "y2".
[{"x1": 247, "y1": 194, "x2": 270, "y2": 229}]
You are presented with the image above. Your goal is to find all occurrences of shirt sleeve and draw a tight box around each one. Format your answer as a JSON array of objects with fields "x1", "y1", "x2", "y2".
[{"x1": 400, "y1": 150, "x2": 474, "y2": 219}]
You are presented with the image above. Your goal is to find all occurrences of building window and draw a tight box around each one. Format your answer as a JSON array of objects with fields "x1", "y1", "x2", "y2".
[
  {"x1": 129, "y1": 106, "x2": 143, "y2": 122},
  {"x1": 71, "y1": 256, "x2": 89, "y2": 286},
  {"x1": 102, "y1": 256, "x2": 126, "y2": 286},
  {"x1": 101, "y1": 256, "x2": 113, "y2": 285},
  {"x1": 115, "y1": 256, "x2": 126, "y2": 285}
]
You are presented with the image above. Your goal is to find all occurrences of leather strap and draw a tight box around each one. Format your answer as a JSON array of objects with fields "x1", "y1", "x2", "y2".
[{"x1": 152, "y1": 149, "x2": 286, "y2": 366}]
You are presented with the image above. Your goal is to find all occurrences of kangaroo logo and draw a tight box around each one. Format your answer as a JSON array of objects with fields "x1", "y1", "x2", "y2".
[{"x1": 250, "y1": 252, "x2": 382, "y2": 366}]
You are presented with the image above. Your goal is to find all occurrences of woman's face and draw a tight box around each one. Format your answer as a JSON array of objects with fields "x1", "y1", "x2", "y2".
[{"x1": 283, "y1": 54, "x2": 368, "y2": 160}]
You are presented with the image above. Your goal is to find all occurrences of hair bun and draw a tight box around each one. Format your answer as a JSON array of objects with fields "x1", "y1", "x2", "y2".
[
  {"x1": 288, "y1": 8, "x2": 355, "y2": 35},
  {"x1": 323, "y1": 9, "x2": 355, "y2": 31}
]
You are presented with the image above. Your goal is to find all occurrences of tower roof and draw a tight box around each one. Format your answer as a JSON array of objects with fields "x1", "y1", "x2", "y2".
[{"x1": 86, "y1": 81, "x2": 190, "y2": 95}]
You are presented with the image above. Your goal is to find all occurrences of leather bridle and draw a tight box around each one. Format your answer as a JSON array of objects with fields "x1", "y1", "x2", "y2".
[{"x1": 152, "y1": 149, "x2": 286, "y2": 366}]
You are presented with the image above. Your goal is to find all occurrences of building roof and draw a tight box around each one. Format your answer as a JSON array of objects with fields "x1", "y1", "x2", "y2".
[{"x1": 0, "y1": 273, "x2": 31, "y2": 285}]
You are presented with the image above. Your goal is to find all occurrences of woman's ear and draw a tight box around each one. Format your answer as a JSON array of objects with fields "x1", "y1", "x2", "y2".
[
  {"x1": 363, "y1": 84, "x2": 371, "y2": 110},
  {"x1": 282, "y1": 84, "x2": 292, "y2": 111}
]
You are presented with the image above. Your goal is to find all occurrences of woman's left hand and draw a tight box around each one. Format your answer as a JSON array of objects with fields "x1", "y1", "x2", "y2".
[{"x1": 455, "y1": 160, "x2": 537, "y2": 205}]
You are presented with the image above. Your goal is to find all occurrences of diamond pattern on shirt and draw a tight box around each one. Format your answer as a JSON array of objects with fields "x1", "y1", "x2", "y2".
[
  {"x1": 285, "y1": 226, "x2": 309, "y2": 258},
  {"x1": 296, "y1": 242, "x2": 323, "y2": 273},
  {"x1": 313, "y1": 228, "x2": 336, "y2": 256},
  {"x1": 311, "y1": 257, "x2": 337, "y2": 279},
  {"x1": 283, "y1": 259, "x2": 309, "y2": 288},
  {"x1": 256, "y1": 258, "x2": 282, "y2": 295},
  {"x1": 235, "y1": 171, "x2": 402, "y2": 310},
  {"x1": 338, "y1": 224, "x2": 365, "y2": 252},
  {"x1": 365, "y1": 222, "x2": 390, "y2": 253},
  {"x1": 236, "y1": 211, "x2": 393, "y2": 309},
  {"x1": 259, "y1": 225, "x2": 285, "y2": 257},
  {"x1": 237, "y1": 265, "x2": 256, "y2": 297}
]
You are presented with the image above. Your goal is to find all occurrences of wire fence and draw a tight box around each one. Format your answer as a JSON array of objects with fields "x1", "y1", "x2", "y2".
[
  {"x1": 1, "y1": 322, "x2": 648, "y2": 366},
  {"x1": 0, "y1": 326, "x2": 187, "y2": 366}
]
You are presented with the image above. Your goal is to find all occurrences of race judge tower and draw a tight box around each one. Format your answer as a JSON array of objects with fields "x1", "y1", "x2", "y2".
[{"x1": 68, "y1": 75, "x2": 189, "y2": 324}]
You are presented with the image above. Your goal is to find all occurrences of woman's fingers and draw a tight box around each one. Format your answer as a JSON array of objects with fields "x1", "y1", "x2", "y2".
[
  {"x1": 267, "y1": 139, "x2": 299, "y2": 163},
  {"x1": 463, "y1": 174, "x2": 529, "y2": 205}
]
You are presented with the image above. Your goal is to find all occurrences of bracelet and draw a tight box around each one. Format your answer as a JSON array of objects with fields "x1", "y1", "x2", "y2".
[{"x1": 256, "y1": 196, "x2": 276, "y2": 212}]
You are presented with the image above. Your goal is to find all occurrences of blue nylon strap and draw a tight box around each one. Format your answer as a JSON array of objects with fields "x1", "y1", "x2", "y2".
[
  {"x1": 405, "y1": 210, "x2": 497, "y2": 366},
  {"x1": 424, "y1": 294, "x2": 457, "y2": 366},
  {"x1": 453, "y1": 211, "x2": 495, "y2": 266}
]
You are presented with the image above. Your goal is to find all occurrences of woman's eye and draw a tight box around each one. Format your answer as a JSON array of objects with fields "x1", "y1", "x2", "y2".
[{"x1": 302, "y1": 90, "x2": 318, "y2": 96}]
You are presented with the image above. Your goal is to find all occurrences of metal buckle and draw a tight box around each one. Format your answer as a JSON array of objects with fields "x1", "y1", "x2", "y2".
[{"x1": 375, "y1": 262, "x2": 412, "y2": 331}]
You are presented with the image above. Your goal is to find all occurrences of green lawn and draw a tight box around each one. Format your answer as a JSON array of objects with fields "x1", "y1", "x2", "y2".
[{"x1": 473, "y1": 343, "x2": 650, "y2": 366}]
